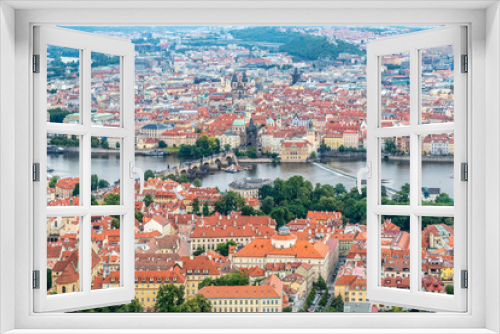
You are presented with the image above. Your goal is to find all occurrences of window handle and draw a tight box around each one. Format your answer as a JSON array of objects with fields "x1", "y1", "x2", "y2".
[
  {"x1": 129, "y1": 161, "x2": 144, "y2": 195},
  {"x1": 357, "y1": 162, "x2": 372, "y2": 194}
]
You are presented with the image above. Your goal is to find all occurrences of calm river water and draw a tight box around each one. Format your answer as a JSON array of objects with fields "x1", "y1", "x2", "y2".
[{"x1": 47, "y1": 153, "x2": 454, "y2": 197}]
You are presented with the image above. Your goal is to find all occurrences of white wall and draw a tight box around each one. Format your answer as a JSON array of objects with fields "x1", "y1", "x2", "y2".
[
  {"x1": 485, "y1": 3, "x2": 500, "y2": 333},
  {"x1": 0, "y1": 2, "x2": 16, "y2": 333}
]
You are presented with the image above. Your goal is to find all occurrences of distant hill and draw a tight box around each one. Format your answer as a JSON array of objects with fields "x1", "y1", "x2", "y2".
[
  {"x1": 229, "y1": 27, "x2": 363, "y2": 60},
  {"x1": 280, "y1": 34, "x2": 363, "y2": 60}
]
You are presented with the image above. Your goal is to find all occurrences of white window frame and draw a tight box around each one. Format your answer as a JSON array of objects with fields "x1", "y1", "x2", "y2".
[
  {"x1": 0, "y1": 2, "x2": 498, "y2": 333},
  {"x1": 365, "y1": 26, "x2": 467, "y2": 312},
  {"x1": 32, "y1": 26, "x2": 137, "y2": 312}
]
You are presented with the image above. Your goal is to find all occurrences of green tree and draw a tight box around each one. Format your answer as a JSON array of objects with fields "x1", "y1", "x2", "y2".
[
  {"x1": 158, "y1": 140, "x2": 167, "y2": 148},
  {"x1": 102, "y1": 140, "x2": 109, "y2": 149},
  {"x1": 319, "y1": 143, "x2": 331, "y2": 152},
  {"x1": 247, "y1": 146, "x2": 258, "y2": 158},
  {"x1": 215, "y1": 240, "x2": 237, "y2": 257},
  {"x1": 224, "y1": 144, "x2": 231, "y2": 152},
  {"x1": 48, "y1": 175, "x2": 60, "y2": 188},
  {"x1": 198, "y1": 270, "x2": 249, "y2": 289},
  {"x1": 241, "y1": 205, "x2": 256, "y2": 216},
  {"x1": 283, "y1": 306, "x2": 293, "y2": 312},
  {"x1": 193, "y1": 247, "x2": 204, "y2": 256},
  {"x1": 214, "y1": 191, "x2": 245, "y2": 215},
  {"x1": 124, "y1": 298, "x2": 143, "y2": 312},
  {"x1": 435, "y1": 193, "x2": 453, "y2": 205},
  {"x1": 135, "y1": 210, "x2": 144, "y2": 223},
  {"x1": 72, "y1": 183, "x2": 80, "y2": 196},
  {"x1": 47, "y1": 108, "x2": 70, "y2": 123},
  {"x1": 202, "y1": 202, "x2": 210, "y2": 216},
  {"x1": 98, "y1": 179, "x2": 110, "y2": 189},
  {"x1": 177, "y1": 295, "x2": 211, "y2": 312},
  {"x1": 319, "y1": 292, "x2": 328, "y2": 307},
  {"x1": 261, "y1": 196, "x2": 275, "y2": 215},
  {"x1": 331, "y1": 294, "x2": 344, "y2": 312},
  {"x1": 334, "y1": 183, "x2": 347, "y2": 196},
  {"x1": 445, "y1": 285, "x2": 454, "y2": 295},
  {"x1": 310, "y1": 151, "x2": 317, "y2": 159},
  {"x1": 193, "y1": 178, "x2": 202, "y2": 187},
  {"x1": 47, "y1": 268, "x2": 52, "y2": 290},
  {"x1": 144, "y1": 194, "x2": 154, "y2": 207},
  {"x1": 384, "y1": 138, "x2": 396, "y2": 153},
  {"x1": 103, "y1": 193, "x2": 120, "y2": 206},
  {"x1": 315, "y1": 276, "x2": 327, "y2": 291},
  {"x1": 338, "y1": 145, "x2": 345, "y2": 152},
  {"x1": 91, "y1": 174, "x2": 99, "y2": 191},
  {"x1": 91, "y1": 136, "x2": 99, "y2": 148},
  {"x1": 192, "y1": 198, "x2": 200, "y2": 214},
  {"x1": 154, "y1": 284, "x2": 185, "y2": 312},
  {"x1": 144, "y1": 169, "x2": 155, "y2": 181},
  {"x1": 111, "y1": 218, "x2": 120, "y2": 229}
]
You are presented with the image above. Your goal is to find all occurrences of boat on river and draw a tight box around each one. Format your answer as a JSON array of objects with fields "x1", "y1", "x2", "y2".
[
  {"x1": 225, "y1": 165, "x2": 239, "y2": 173},
  {"x1": 143, "y1": 150, "x2": 166, "y2": 156}
]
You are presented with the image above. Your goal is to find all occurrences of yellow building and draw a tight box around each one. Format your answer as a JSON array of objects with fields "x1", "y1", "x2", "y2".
[
  {"x1": 441, "y1": 266, "x2": 454, "y2": 282},
  {"x1": 282, "y1": 273, "x2": 308, "y2": 298},
  {"x1": 343, "y1": 131, "x2": 359, "y2": 149},
  {"x1": 280, "y1": 139, "x2": 311, "y2": 162},
  {"x1": 333, "y1": 275, "x2": 358, "y2": 302},
  {"x1": 198, "y1": 275, "x2": 283, "y2": 313},
  {"x1": 180, "y1": 256, "x2": 222, "y2": 298},
  {"x1": 102, "y1": 269, "x2": 186, "y2": 309},
  {"x1": 324, "y1": 133, "x2": 344, "y2": 150},
  {"x1": 346, "y1": 278, "x2": 368, "y2": 303}
]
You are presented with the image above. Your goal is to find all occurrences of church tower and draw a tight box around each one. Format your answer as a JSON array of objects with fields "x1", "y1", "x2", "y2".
[
  {"x1": 276, "y1": 112, "x2": 282, "y2": 128},
  {"x1": 307, "y1": 120, "x2": 316, "y2": 151}
]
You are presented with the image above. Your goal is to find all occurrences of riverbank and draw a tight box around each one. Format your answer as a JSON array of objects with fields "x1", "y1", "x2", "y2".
[
  {"x1": 384, "y1": 155, "x2": 454, "y2": 162},
  {"x1": 238, "y1": 157, "x2": 273, "y2": 163},
  {"x1": 49, "y1": 146, "x2": 175, "y2": 156}
]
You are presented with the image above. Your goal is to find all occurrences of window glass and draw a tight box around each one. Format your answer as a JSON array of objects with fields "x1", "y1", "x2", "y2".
[
  {"x1": 91, "y1": 52, "x2": 121, "y2": 127},
  {"x1": 421, "y1": 45, "x2": 454, "y2": 124},
  {"x1": 55, "y1": 25, "x2": 455, "y2": 314},
  {"x1": 91, "y1": 216, "x2": 121, "y2": 290},
  {"x1": 47, "y1": 45, "x2": 80, "y2": 124},
  {"x1": 47, "y1": 216, "x2": 81, "y2": 295},
  {"x1": 47, "y1": 133, "x2": 80, "y2": 206}
]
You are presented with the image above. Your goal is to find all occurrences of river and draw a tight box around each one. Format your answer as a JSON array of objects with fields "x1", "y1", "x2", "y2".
[{"x1": 47, "y1": 153, "x2": 454, "y2": 197}]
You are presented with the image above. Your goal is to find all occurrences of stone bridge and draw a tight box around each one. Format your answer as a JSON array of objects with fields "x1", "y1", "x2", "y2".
[{"x1": 156, "y1": 151, "x2": 238, "y2": 176}]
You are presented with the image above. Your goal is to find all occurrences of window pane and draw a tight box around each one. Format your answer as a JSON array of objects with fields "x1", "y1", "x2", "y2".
[
  {"x1": 47, "y1": 45, "x2": 80, "y2": 124},
  {"x1": 91, "y1": 136, "x2": 121, "y2": 205},
  {"x1": 91, "y1": 52, "x2": 121, "y2": 127},
  {"x1": 91, "y1": 215, "x2": 121, "y2": 290},
  {"x1": 380, "y1": 52, "x2": 410, "y2": 128},
  {"x1": 421, "y1": 45, "x2": 454, "y2": 124},
  {"x1": 421, "y1": 133, "x2": 454, "y2": 205},
  {"x1": 380, "y1": 215, "x2": 410, "y2": 289},
  {"x1": 381, "y1": 136, "x2": 410, "y2": 205},
  {"x1": 421, "y1": 218, "x2": 454, "y2": 294},
  {"x1": 47, "y1": 133, "x2": 80, "y2": 206},
  {"x1": 47, "y1": 216, "x2": 80, "y2": 295}
]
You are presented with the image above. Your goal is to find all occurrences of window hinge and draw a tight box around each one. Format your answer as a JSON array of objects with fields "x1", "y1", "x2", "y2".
[
  {"x1": 461, "y1": 54, "x2": 468, "y2": 73},
  {"x1": 33, "y1": 270, "x2": 40, "y2": 289},
  {"x1": 33, "y1": 163, "x2": 40, "y2": 182},
  {"x1": 33, "y1": 54, "x2": 40, "y2": 73},
  {"x1": 461, "y1": 270, "x2": 468, "y2": 289},
  {"x1": 461, "y1": 162, "x2": 468, "y2": 181}
]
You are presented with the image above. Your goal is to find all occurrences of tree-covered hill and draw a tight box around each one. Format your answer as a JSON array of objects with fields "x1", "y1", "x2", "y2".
[
  {"x1": 229, "y1": 27, "x2": 363, "y2": 60},
  {"x1": 279, "y1": 34, "x2": 363, "y2": 61}
]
